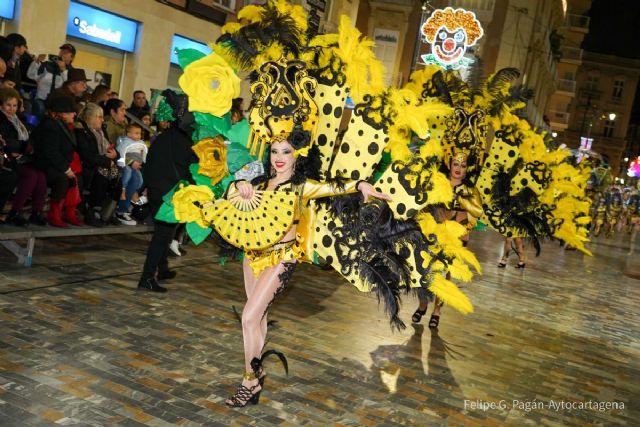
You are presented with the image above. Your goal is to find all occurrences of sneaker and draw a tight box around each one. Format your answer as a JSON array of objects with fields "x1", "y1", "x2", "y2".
[
  {"x1": 116, "y1": 212, "x2": 137, "y2": 226},
  {"x1": 169, "y1": 240, "x2": 182, "y2": 256}
]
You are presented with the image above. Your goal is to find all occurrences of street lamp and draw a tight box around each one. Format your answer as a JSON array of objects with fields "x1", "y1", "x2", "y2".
[{"x1": 608, "y1": 112, "x2": 616, "y2": 121}]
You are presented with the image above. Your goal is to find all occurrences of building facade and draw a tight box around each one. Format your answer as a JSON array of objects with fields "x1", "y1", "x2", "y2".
[
  {"x1": 559, "y1": 52, "x2": 640, "y2": 177},
  {"x1": 2, "y1": 0, "x2": 239, "y2": 105},
  {"x1": 546, "y1": 0, "x2": 591, "y2": 137}
]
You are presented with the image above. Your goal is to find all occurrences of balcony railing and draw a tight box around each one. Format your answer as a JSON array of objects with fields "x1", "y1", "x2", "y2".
[
  {"x1": 549, "y1": 110, "x2": 570, "y2": 125},
  {"x1": 556, "y1": 79, "x2": 577, "y2": 94},
  {"x1": 560, "y1": 46, "x2": 583, "y2": 62},
  {"x1": 567, "y1": 14, "x2": 590, "y2": 32}
]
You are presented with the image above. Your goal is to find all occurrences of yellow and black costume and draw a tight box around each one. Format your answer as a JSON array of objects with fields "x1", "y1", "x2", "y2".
[{"x1": 161, "y1": 0, "x2": 591, "y2": 329}]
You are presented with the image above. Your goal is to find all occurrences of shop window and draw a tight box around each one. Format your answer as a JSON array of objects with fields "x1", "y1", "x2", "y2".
[{"x1": 603, "y1": 119, "x2": 615, "y2": 137}]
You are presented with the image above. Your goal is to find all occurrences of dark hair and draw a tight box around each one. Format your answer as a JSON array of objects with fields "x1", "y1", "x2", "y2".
[
  {"x1": 90, "y1": 84, "x2": 111, "y2": 104},
  {"x1": 126, "y1": 123, "x2": 142, "y2": 132},
  {"x1": 104, "y1": 98, "x2": 124, "y2": 115},
  {"x1": 252, "y1": 143, "x2": 322, "y2": 186},
  {"x1": 6, "y1": 33, "x2": 27, "y2": 48},
  {"x1": 133, "y1": 90, "x2": 145, "y2": 97}
]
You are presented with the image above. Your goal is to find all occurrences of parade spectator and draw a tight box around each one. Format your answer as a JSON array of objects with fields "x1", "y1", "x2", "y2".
[
  {"x1": 104, "y1": 98, "x2": 127, "y2": 145},
  {"x1": 115, "y1": 123, "x2": 147, "y2": 226},
  {"x1": 0, "y1": 36, "x2": 15, "y2": 89},
  {"x1": 27, "y1": 43, "x2": 75, "y2": 119},
  {"x1": 0, "y1": 137, "x2": 18, "y2": 223},
  {"x1": 126, "y1": 90, "x2": 150, "y2": 118},
  {"x1": 32, "y1": 97, "x2": 83, "y2": 228},
  {"x1": 90, "y1": 84, "x2": 111, "y2": 107},
  {"x1": 136, "y1": 111, "x2": 152, "y2": 143},
  {"x1": 48, "y1": 68, "x2": 89, "y2": 112},
  {"x1": 75, "y1": 102, "x2": 120, "y2": 226},
  {"x1": 0, "y1": 88, "x2": 47, "y2": 226},
  {"x1": 4, "y1": 33, "x2": 28, "y2": 92}
]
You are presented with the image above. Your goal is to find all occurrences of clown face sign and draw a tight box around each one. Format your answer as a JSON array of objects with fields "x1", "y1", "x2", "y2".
[{"x1": 421, "y1": 7, "x2": 484, "y2": 69}]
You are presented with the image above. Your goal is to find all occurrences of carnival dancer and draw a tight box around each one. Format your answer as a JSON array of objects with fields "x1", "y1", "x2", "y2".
[
  {"x1": 627, "y1": 190, "x2": 640, "y2": 254},
  {"x1": 411, "y1": 151, "x2": 482, "y2": 328},
  {"x1": 218, "y1": 139, "x2": 390, "y2": 407}
]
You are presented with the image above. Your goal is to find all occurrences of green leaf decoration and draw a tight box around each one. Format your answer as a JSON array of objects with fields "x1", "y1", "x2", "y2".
[
  {"x1": 155, "y1": 202, "x2": 177, "y2": 223},
  {"x1": 193, "y1": 112, "x2": 232, "y2": 142},
  {"x1": 187, "y1": 221, "x2": 212, "y2": 245},
  {"x1": 226, "y1": 119, "x2": 250, "y2": 148},
  {"x1": 227, "y1": 142, "x2": 255, "y2": 173},
  {"x1": 155, "y1": 98, "x2": 175, "y2": 123},
  {"x1": 189, "y1": 163, "x2": 217, "y2": 187},
  {"x1": 177, "y1": 48, "x2": 207, "y2": 70},
  {"x1": 371, "y1": 151, "x2": 392, "y2": 182},
  {"x1": 211, "y1": 175, "x2": 234, "y2": 198}
]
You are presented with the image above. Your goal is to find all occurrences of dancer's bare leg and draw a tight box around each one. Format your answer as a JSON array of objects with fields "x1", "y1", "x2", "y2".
[
  {"x1": 243, "y1": 259, "x2": 267, "y2": 339},
  {"x1": 226, "y1": 261, "x2": 296, "y2": 405},
  {"x1": 243, "y1": 263, "x2": 295, "y2": 375},
  {"x1": 514, "y1": 238, "x2": 525, "y2": 263}
]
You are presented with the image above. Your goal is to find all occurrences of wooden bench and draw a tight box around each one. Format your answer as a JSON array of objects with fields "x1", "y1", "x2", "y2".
[{"x1": 0, "y1": 224, "x2": 153, "y2": 267}]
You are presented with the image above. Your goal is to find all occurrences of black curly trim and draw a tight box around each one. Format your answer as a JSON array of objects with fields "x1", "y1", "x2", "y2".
[{"x1": 262, "y1": 262, "x2": 296, "y2": 320}]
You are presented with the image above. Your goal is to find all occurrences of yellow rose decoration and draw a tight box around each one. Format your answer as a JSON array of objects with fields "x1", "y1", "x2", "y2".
[
  {"x1": 193, "y1": 136, "x2": 228, "y2": 185},
  {"x1": 172, "y1": 185, "x2": 214, "y2": 228},
  {"x1": 178, "y1": 52, "x2": 241, "y2": 117}
]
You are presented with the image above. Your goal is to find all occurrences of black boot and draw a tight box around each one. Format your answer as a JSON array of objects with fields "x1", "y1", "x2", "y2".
[
  {"x1": 137, "y1": 277, "x2": 167, "y2": 293},
  {"x1": 29, "y1": 211, "x2": 48, "y2": 226},
  {"x1": 157, "y1": 269, "x2": 177, "y2": 281},
  {"x1": 6, "y1": 210, "x2": 27, "y2": 226}
]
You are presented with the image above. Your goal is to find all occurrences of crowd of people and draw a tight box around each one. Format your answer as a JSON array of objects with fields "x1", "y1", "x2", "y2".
[{"x1": 0, "y1": 32, "x2": 244, "y2": 243}]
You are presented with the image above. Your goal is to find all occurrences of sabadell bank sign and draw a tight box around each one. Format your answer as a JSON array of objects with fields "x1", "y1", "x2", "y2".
[{"x1": 66, "y1": 1, "x2": 138, "y2": 52}]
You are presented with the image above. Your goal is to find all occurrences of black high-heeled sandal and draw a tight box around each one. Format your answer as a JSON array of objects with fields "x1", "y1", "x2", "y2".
[
  {"x1": 428, "y1": 314, "x2": 440, "y2": 329},
  {"x1": 411, "y1": 307, "x2": 428, "y2": 323},
  {"x1": 225, "y1": 375, "x2": 262, "y2": 407},
  {"x1": 515, "y1": 261, "x2": 526, "y2": 269},
  {"x1": 225, "y1": 382, "x2": 261, "y2": 407}
]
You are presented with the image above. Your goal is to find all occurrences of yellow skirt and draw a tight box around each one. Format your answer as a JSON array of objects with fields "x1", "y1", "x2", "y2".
[{"x1": 245, "y1": 233, "x2": 305, "y2": 277}]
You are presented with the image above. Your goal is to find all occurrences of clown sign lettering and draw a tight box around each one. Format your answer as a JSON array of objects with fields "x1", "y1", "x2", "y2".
[{"x1": 421, "y1": 7, "x2": 484, "y2": 69}]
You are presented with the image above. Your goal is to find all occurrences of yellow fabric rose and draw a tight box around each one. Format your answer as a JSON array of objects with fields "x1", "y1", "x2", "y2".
[
  {"x1": 178, "y1": 53, "x2": 241, "y2": 117},
  {"x1": 172, "y1": 185, "x2": 214, "y2": 228},
  {"x1": 193, "y1": 136, "x2": 228, "y2": 185}
]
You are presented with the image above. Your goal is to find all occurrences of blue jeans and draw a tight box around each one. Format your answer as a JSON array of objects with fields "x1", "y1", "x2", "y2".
[{"x1": 117, "y1": 166, "x2": 143, "y2": 214}]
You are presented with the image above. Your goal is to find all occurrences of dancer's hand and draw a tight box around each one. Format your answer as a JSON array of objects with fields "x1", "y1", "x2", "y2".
[
  {"x1": 235, "y1": 180, "x2": 254, "y2": 199},
  {"x1": 357, "y1": 182, "x2": 392, "y2": 203}
]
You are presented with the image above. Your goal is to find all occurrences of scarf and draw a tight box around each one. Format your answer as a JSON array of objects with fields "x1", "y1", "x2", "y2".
[
  {"x1": 5, "y1": 113, "x2": 29, "y2": 141},
  {"x1": 91, "y1": 127, "x2": 109, "y2": 155}
]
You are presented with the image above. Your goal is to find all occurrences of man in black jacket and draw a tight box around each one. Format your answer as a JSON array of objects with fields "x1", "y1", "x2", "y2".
[{"x1": 138, "y1": 90, "x2": 196, "y2": 292}]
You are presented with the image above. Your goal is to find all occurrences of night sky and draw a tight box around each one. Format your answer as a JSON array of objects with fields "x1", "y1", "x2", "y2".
[{"x1": 583, "y1": 0, "x2": 640, "y2": 59}]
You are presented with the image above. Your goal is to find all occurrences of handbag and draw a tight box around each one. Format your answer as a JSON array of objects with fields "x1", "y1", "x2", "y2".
[{"x1": 66, "y1": 182, "x2": 82, "y2": 206}]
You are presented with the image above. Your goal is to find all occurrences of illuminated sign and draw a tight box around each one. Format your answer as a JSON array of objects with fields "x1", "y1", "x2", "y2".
[
  {"x1": 420, "y1": 7, "x2": 484, "y2": 69},
  {"x1": 0, "y1": 0, "x2": 15, "y2": 19},
  {"x1": 66, "y1": 1, "x2": 139, "y2": 52},
  {"x1": 170, "y1": 35, "x2": 212, "y2": 65}
]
